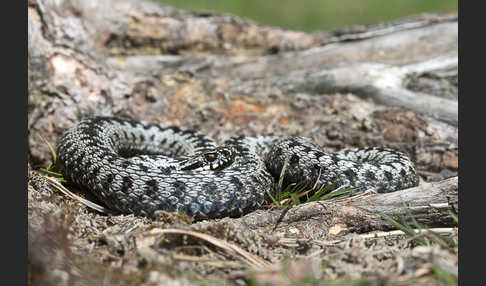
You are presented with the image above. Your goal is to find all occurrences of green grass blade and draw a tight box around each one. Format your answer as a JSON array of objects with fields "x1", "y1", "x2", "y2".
[
  {"x1": 396, "y1": 215, "x2": 419, "y2": 236},
  {"x1": 318, "y1": 185, "x2": 361, "y2": 201},
  {"x1": 286, "y1": 181, "x2": 310, "y2": 196},
  {"x1": 272, "y1": 156, "x2": 290, "y2": 206},
  {"x1": 427, "y1": 229, "x2": 457, "y2": 248},
  {"x1": 449, "y1": 211, "x2": 458, "y2": 224},
  {"x1": 290, "y1": 193, "x2": 300, "y2": 205},
  {"x1": 399, "y1": 215, "x2": 430, "y2": 246},
  {"x1": 40, "y1": 168, "x2": 63, "y2": 177},
  {"x1": 405, "y1": 214, "x2": 430, "y2": 246},
  {"x1": 265, "y1": 189, "x2": 281, "y2": 208},
  {"x1": 308, "y1": 181, "x2": 338, "y2": 202},
  {"x1": 38, "y1": 135, "x2": 57, "y2": 165},
  {"x1": 433, "y1": 265, "x2": 458, "y2": 286},
  {"x1": 277, "y1": 156, "x2": 289, "y2": 192},
  {"x1": 381, "y1": 214, "x2": 429, "y2": 246},
  {"x1": 279, "y1": 186, "x2": 298, "y2": 201},
  {"x1": 400, "y1": 202, "x2": 431, "y2": 246},
  {"x1": 381, "y1": 214, "x2": 416, "y2": 237},
  {"x1": 274, "y1": 181, "x2": 312, "y2": 207},
  {"x1": 280, "y1": 181, "x2": 307, "y2": 200}
]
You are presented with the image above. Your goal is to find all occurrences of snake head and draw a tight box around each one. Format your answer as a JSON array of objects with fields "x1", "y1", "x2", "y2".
[{"x1": 180, "y1": 146, "x2": 236, "y2": 171}]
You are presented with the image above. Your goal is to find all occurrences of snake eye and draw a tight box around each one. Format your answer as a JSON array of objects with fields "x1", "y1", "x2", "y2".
[{"x1": 205, "y1": 153, "x2": 217, "y2": 162}]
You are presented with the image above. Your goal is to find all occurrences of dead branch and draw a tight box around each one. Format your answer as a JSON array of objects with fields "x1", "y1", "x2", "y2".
[{"x1": 233, "y1": 177, "x2": 457, "y2": 238}]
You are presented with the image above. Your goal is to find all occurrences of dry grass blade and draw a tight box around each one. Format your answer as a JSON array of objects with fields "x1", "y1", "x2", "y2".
[
  {"x1": 44, "y1": 175, "x2": 110, "y2": 214},
  {"x1": 172, "y1": 254, "x2": 244, "y2": 268},
  {"x1": 151, "y1": 228, "x2": 270, "y2": 267},
  {"x1": 289, "y1": 167, "x2": 323, "y2": 200},
  {"x1": 37, "y1": 134, "x2": 57, "y2": 164}
]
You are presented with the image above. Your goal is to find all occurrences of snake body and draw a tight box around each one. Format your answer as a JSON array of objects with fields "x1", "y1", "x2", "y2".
[{"x1": 56, "y1": 117, "x2": 419, "y2": 220}]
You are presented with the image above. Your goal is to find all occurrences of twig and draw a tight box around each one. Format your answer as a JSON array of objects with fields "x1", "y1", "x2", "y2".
[
  {"x1": 150, "y1": 228, "x2": 270, "y2": 267},
  {"x1": 44, "y1": 175, "x2": 110, "y2": 214}
]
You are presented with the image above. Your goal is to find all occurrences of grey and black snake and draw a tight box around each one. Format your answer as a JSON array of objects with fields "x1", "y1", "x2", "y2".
[{"x1": 56, "y1": 116, "x2": 419, "y2": 220}]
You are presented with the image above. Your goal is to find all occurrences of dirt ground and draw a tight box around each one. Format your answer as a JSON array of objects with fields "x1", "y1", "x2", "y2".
[
  {"x1": 28, "y1": 92, "x2": 458, "y2": 286},
  {"x1": 28, "y1": 165, "x2": 458, "y2": 286}
]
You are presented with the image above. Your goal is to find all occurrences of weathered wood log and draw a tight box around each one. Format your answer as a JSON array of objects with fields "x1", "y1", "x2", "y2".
[{"x1": 228, "y1": 177, "x2": 457, "y2": 239}]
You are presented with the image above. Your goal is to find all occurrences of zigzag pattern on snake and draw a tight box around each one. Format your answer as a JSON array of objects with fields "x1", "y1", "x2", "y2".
[{"x1": 56, "y1": 116, "x2": 419, "y2": 220}]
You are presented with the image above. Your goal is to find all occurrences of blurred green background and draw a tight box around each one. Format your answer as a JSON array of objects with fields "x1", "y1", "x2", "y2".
[{"x1": 158, "y1": 0, "x2": 457, "y2": 31}]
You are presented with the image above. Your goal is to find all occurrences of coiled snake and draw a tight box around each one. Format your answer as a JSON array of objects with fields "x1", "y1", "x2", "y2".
[{"x1": 56, "y1": 116, "x2": 419, "y2": 220}]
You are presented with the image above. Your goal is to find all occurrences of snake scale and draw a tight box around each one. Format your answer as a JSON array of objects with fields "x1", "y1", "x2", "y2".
[{"x1": 56, "y1": 116, "x2": 419, "y2": 220}]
